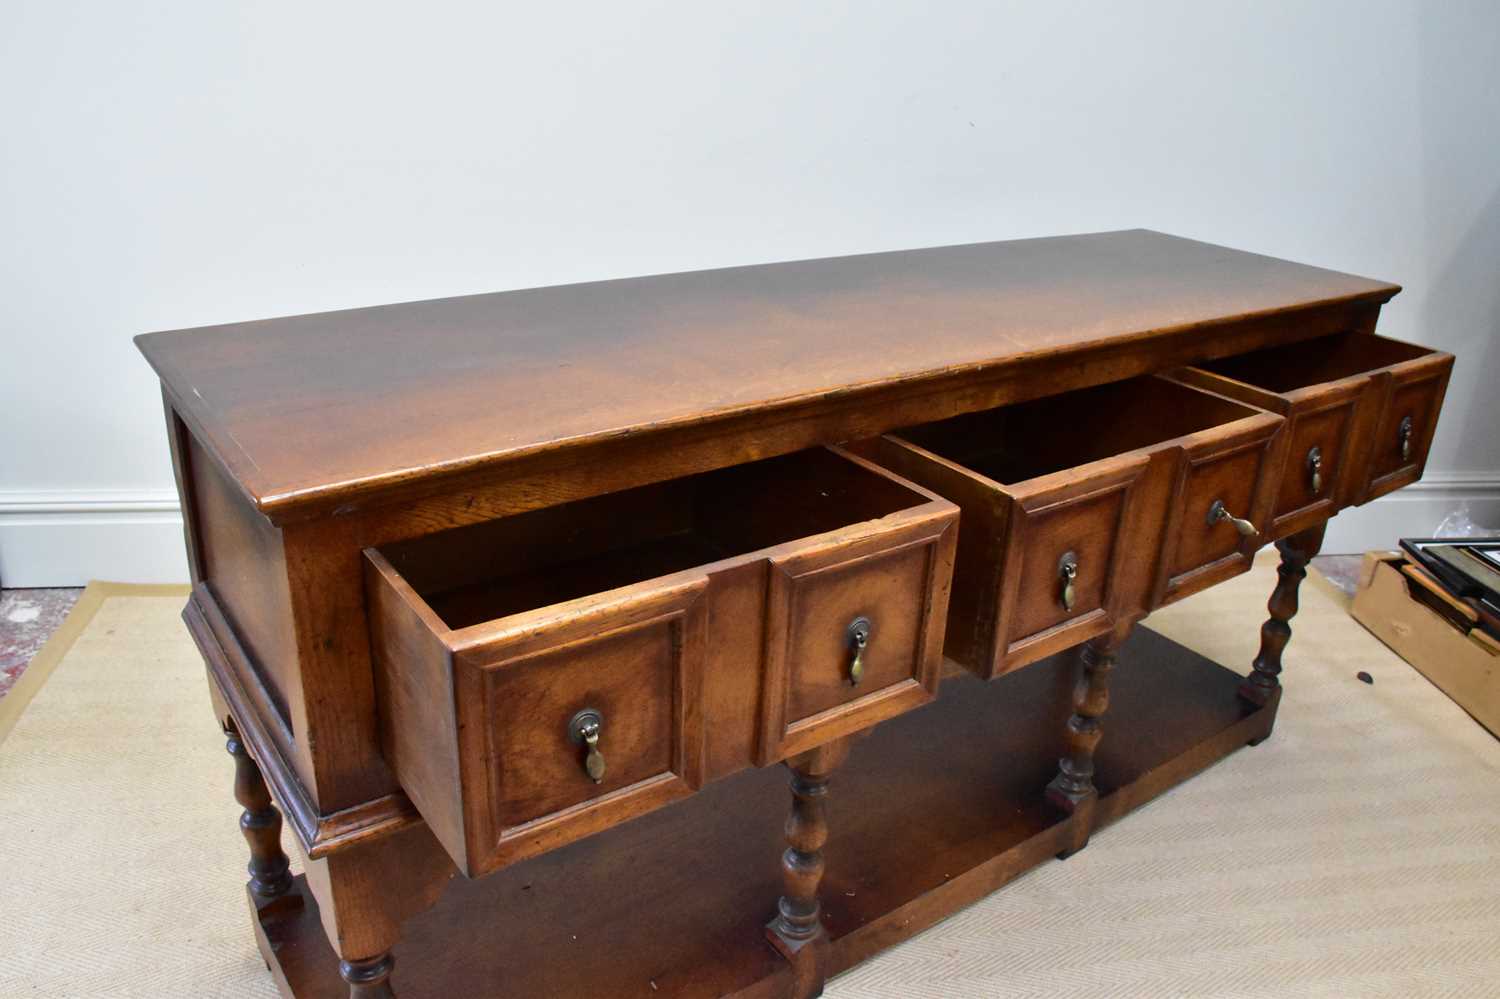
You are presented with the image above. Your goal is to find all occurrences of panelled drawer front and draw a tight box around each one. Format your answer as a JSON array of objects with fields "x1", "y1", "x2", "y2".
[
  {"x1": 758, "y1": 514, "x2": 956, "y2": 764},
  {"x1": 457, "y1": 579, "x2": 709, "y2": 874},
  {"x1": 1158, "y1": 423, "x2": 1281, "y2": 604},
  {"x1": 1161, "y1": 369, "x2": 1364, "y2": 541},
  {"x1": 1269, "y1": 392, "x2": 1359, "y2": 532},
  {"x1": 996, "y1": 455, "x2": 1148, "y2": 671},
  {"x1": 863, "y1": 375, "x2": 1282, "y2": 679},
  {"x1": 1172, "y1": 333, "x2": 1454, "y2": 533},
  {"x1": 1366, "y1": 366, "x2": 1449, "y2": 500},
  {"x1": 365, "y1": 444, "x2": 959, "y2": 877}
]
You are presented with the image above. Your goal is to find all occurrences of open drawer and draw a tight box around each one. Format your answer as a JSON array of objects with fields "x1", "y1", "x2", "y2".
[
  {"x1": 860, "y1": 376, "x2": 1283, "y2": 678},
  {"x1": 1169, "y1": 332, "x2": 1452, "y2": 536},
  {"x1": 364, "y1": 446, "x2": 957, "y2": 876}
]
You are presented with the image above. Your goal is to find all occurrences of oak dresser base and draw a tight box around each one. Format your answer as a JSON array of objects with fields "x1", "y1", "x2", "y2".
[
  {"x1": 132, "y1": 233, "x2": 1440, "y2": 997},
  {"x1": 248, "y1": 626, "x2": 1274, "y2": 998}
]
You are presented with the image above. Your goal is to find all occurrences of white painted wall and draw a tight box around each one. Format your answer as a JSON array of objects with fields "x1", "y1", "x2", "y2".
[{"x1": 2, "y1": 0, "x2": 1497, "y2": 584}]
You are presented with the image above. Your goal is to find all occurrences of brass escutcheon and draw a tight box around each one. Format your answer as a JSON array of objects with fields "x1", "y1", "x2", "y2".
[
  {"x1": 1306, "y1": 445, "x2": 1323, "y2": 495},
  {"x1": 1398, "y1": 416, "x2": 1413, "y2": 461},
  {"x1": 846, "y1": 617, "x2": 872, "y2": 687},
  {"x1": 1058, "y1": 551, "x2": 1079, "y2": 612},
  {"x1": 568, "y1": 708, "x2": 605, "y2": 784}
]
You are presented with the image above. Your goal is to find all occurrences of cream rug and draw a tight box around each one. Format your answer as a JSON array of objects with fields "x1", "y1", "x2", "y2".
[{"x1": 1, "y1": 560, "x2": 1498, "y2": 998}]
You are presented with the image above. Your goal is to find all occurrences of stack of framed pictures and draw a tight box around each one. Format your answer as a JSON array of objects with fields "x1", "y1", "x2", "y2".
[{"x1": 1398, "y1": 538, "x2": 1500, "y2": 641}]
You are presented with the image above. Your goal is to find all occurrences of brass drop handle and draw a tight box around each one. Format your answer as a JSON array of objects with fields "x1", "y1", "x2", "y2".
[
  {"x1": 1207, "y1": 499, "x2": 1257, "y2": 538},
  {"x1": 568, "y1": 708, "x2": 606, "y2": 784},
  {"x1": 846, "y1": 617, "x2": 872, "y2": 687},
  {"x1": 1058, "y1": 551, "x2": 1078, "y2": 612},
  {"x1": 1398, "y1": 416, "x2": 1413, "y2": 461},
  {"x1": 1306, "y1": 446, "x2": 1323, "y2": 495}
]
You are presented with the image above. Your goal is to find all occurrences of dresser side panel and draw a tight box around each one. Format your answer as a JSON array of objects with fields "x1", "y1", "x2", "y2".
[{"x1": 187, "y1": 434, "x2": 300, "y2": 739}]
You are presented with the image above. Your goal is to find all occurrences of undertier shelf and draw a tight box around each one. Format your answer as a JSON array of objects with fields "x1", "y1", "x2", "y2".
[{"x1": 255, "y1": 625, "x2": 1269, "y2": 998}]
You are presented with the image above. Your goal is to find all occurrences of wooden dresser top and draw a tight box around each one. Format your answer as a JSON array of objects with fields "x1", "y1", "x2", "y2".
[{"x1": 138, "y1": 229, "x2": 1398, "y2": 519}]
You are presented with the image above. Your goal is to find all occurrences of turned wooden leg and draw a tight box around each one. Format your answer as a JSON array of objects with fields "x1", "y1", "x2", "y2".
[
  {"x1": 340, "y1": 954, "x2": 396, "y2": 998},
  {"x1": 226, "y1": 719, "x2": 292, "y2": 900},
  {"x1": 1046, "y1": 624, "x2": 1126, "y2": 857},
  {"x1": 766, "y1": 739, "x2": 852, "y2": 999},
  {"x1": 288, "y1": 823, "x2": 453, "y2": 999},
  {"x1": 1239, "y1": 522, "x2": 1326, "y2": 724}
]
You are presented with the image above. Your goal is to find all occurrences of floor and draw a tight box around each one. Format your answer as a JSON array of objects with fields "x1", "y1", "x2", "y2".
[
  {"x1": 1, "y1": 588, "x2": 84, "y2": 699},
  {"x1": 8, "y1": 553, "x2": 1498, "y2": 997},
  {"x1": 0, "y1": 556, "x2": 1366, "y2": 703},
  {"x1": 1313, "y1": 553, "x2": 1363, "y2": 598}
]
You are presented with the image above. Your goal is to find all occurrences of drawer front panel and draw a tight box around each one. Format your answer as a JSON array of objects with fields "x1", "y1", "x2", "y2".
[
  {"x1": 1365, "y1": 368, "x2": 1448, "y2": 500},
  {"x1": 1269, "y1": 395, "x2": 1357, "y2": 535},
  {"x1": 997, "y1": 456, "x2": 1148, "y2": 671},
  {"x1": 783, "y1": 543, "x2": 929, "y2": 721},
  {"x1": 485, "y1": 618, "x2": 681, "y2": 829},
  {"x1": 861, "y1": 376, "x2": 1279, "y2": 678},
  {"x1": 1171, "y1": 334, "x2": 1453, "y2": 518},
  {"x1": 368, "y1": 445, "x2": 960, "y2": 876},
  {"x1": 758, "y1": 516, "x2": 956, "y2": 763},
  {"x1": 462, "y1": 579, "x2": 709, "y2": 874},
  {"x1": 1162, "y1": 433, "x2": 1278, "y2": 600}
]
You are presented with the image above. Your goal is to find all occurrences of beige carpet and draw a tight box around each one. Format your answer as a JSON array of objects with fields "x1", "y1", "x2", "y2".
[{"x1": 1, "y1": 560, "x2": 1498, "y2": 998}]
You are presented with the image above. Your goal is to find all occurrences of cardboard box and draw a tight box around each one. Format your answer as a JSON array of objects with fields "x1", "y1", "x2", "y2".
[{"x1": 1351, "y1": 550, "x2": 1500, "y2": 738}]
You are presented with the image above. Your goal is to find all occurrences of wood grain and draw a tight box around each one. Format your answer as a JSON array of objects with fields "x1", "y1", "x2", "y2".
[
  {"x1": 137, "y1": 230, "x2": 1397, "y2": 522},
  {"x1": 1172, "y1": 331, "x2": 1453, "y2": 522},
  {"x1": 138, "y1": 233, "x2": 1449, "y2": 998},
  {"x1": 248, "y1": 628, "x2": 1265, "y2": 998},
  {"x1": 364, "y1": 447, "x2": 957, "y2": 876},
  {"x1": 1239, "y1": 522, "x2": 1327, "y2": 713},
  {"x1": 867, "y1": 375, "x2": 1282, "y2": 676},
  {"x1": 766, "y1": 739, "x2": 854, "y2": 999},
  {"x1": 226, "y1": 718, "x2": 293, "y2": 900}
]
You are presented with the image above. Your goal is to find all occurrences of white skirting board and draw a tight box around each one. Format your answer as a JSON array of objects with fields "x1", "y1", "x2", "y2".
[
  {"x1": 1320, "y1": 473, "x2": 1500, "y2": 554},
  {"x1": 2, "y1": 476, "x2": 1498, "y2": 587},
  {"x1": 0, "y1": 491, "x2": 189, "y2": 587}
]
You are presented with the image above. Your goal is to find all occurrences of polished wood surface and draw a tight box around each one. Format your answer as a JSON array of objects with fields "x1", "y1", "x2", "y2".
[
  {"x1": 1170, "y1": 331, "x2": 1452, "y2": 515},
  {"x1": 1240, "y1": 522, "x2": 1327, "y2": 712},
  {"x1": 1046, "y1": 623, "x2": 1128, "y2": 858},
  {"x1": 227, "y1": 718, "x2": 293, "y2": 901},
  {"x1": 363, "y1": 447, "x2": 957, "y2": 876},
  {"x1": 863, "y1": 374, "x2": 1283, "y2": 676},
  {"x1": 246, "y1": 628, "x2": 1268, "y2": 998},
  {"x1": 766, "y1": 739, "x2": 855, "y2": 999},
  {"x1": 137, "y1": 229, "x2": 1396, "y2": 520},
  {"x1": 138, "y1": 232, "x2": 1453, "y2": 998},
  {"x1": 151, "y1": 238, "x2": 1408, "y2": 832}
]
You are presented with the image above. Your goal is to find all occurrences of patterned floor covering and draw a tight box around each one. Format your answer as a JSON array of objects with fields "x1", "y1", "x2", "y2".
[{"x1": 0, "y1": 588, "x2": 82, "y2": 699}]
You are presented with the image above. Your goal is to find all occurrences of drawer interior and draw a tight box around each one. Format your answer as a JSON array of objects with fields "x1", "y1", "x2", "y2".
[
  {"x1": 892, "y1": 376, "x2": 1263, "y2": 485},
  {"x1": 377, "y1": 448, "x2": 934, "y2": 630},
  {"x1": 1196, "y1": 332, "x2": 1433, "y2": 393}
]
